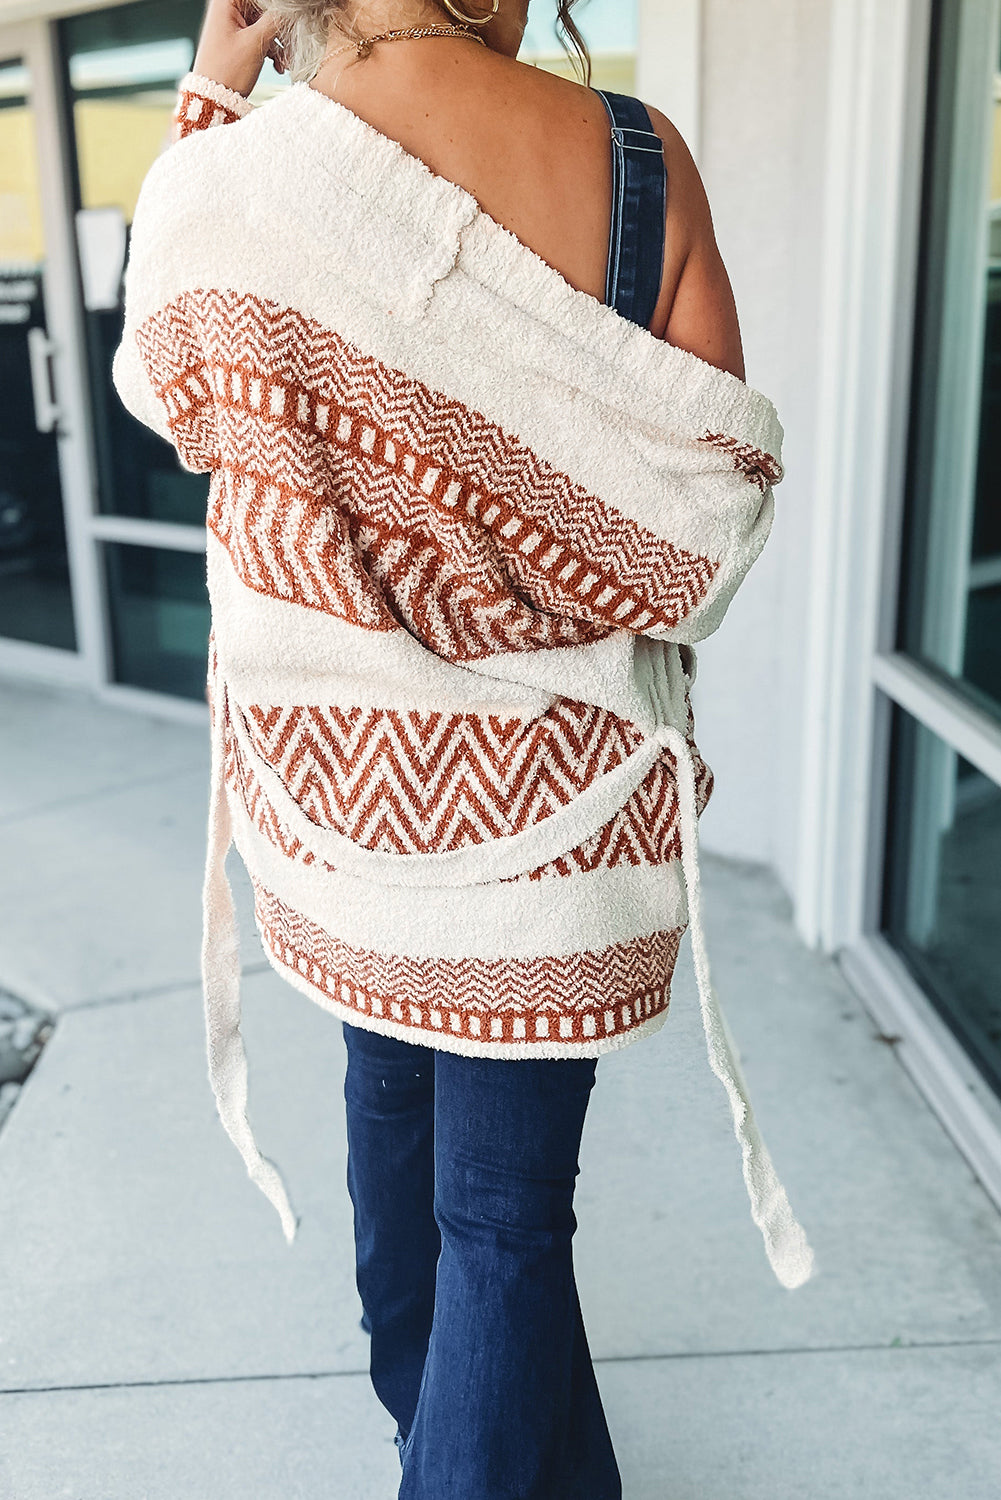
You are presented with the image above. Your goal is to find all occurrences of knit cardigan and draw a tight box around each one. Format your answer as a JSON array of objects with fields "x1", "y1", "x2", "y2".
[{"x1": 112, "y1": 71, "x2": 815, "y2": 1290}]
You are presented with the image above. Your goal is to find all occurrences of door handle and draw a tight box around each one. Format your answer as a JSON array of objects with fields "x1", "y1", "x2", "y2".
[{"x1": 27, "y1": 326, "x2": 61, "y2": 434}]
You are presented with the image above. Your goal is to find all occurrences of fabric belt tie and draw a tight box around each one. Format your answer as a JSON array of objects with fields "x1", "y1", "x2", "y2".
[{"x1": 201, "y1": 672, "x2": 816, "y2": 1290}]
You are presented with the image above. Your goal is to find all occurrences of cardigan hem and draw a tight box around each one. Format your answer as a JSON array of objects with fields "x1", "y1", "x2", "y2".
[{"x1": 256, "y1": 929, "x2": 674, "y2": 1060}]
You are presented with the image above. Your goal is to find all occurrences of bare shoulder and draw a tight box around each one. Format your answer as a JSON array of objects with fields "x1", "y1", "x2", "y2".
[
  {"x1": 641, "y1": 104, "x2": 715, "y2": 251},
  {"x1": 641, "y1": 102, "x2": 746, "y2": 379},
  {"x1": 500, "y1": 53, "x2": 614, "y2": 127}
]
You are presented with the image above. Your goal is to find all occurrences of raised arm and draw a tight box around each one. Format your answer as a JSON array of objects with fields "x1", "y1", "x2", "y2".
[
  {"x1": 172, "y1": 0, "x2": 286, "y2": 141},
  {"x1": 112, "y1": 3, "x2": 284, "y2": 456},
  {"x1": 171, "y1": 72, "x2": 255, "y2": 143}
]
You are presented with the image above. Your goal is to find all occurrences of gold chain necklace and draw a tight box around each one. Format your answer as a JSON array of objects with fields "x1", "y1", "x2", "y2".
[{"x1": 319, "y1": 24, "x2": 487, "y2": 68}]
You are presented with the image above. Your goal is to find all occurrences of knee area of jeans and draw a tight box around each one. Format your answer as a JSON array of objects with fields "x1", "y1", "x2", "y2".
[
  {"x1": 433, "y1": 1170, "x2": 578, "y2": 1243},
  {"x1": 360, "y1": 1290, "x2": 437, "y2": 1334},
  {"x1": 436, "y1": 1215, "x2": 578, "y2": 1263}
]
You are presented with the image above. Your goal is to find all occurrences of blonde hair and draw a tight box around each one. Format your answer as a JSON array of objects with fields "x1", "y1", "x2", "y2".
[{"x1": 259, "y1": 2, "x2": 592, "y2": 86}]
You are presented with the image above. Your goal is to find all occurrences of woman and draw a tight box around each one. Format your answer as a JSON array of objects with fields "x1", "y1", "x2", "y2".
[{"x1": 113, "y1": 2, "x2": 814, "y2": 1494}]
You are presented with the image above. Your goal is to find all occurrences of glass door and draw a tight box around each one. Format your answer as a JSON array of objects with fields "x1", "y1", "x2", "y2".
[
  {"x1": 59, "y1": 0, "x2": 214, "y2": 701},
  {"x1": 0, "y1": 49, "x2": 76, "y2": 653},
  {"x1": 880, "y1": 0, "x2": 1001, "y2": 1096}
]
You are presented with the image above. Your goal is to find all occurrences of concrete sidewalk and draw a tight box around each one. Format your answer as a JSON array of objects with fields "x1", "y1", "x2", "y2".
[{"x1": 1, "y1": 674, "x2": 1000, "y2": 1500}]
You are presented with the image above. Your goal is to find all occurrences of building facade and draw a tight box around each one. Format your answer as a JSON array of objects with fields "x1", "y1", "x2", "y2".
[{"x1": 2, "y1": 0, "x2": 999, "y2": 1198}]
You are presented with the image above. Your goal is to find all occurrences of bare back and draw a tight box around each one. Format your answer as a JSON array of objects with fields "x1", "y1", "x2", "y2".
[{"x1": 312, "y1": 44, "x2": 745, "y2": 379}]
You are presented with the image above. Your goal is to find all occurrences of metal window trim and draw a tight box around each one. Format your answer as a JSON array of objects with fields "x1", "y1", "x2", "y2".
[
  {"x1": 1, "y1": 9, "x2": 218, "y2": 699},
  {"x1": 0, "y1": 3, "x2": 116, "y2": 22},
  {"x1": 808, "y1": 0, "x2": 1001, "y2": 1173},
  {"x1": 913, "y1": 1, "x2": 1001, "y2": 684},
  {"x1": 873, "y1": 652, "x2": 1001, "y2": 789},
  {"x1": 91, "y1": 516, "x2": 208, "y2": 554},
  {"x1": 0, "y1": 634, "x2": 89, "y2": 686}
]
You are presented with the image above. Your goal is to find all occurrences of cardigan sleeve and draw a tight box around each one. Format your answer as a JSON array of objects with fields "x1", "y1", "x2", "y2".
[
  {"x1": 110, "y1": 161, "x2": 220, "y2": 474},
  {"x1": 110, "y1": 75, "x2": 250, "y2": 470},
  {"x1": 110, "y1": 282, "x2": 221, "y2": 475},
  {"x1": 471, "y1": 443, "x2": 778, "y2": 647},
  {"x1": 170, "y1": 71, "x2": 255, "y2": 143}
]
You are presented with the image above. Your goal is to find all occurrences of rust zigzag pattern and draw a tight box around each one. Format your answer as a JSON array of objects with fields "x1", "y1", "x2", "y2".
[
  {"x1": 140, "y1": 288, "x2": 721, "y2": 660},
  {"x1": 221, "y1": 693, "x2": 714, "y2": 879},
  {"x1": 242, "y1": 700, "x2": 643, "y2": 852},
  {"x1": 254, "y1": 878, "x2": 685, "y2": 1047}
]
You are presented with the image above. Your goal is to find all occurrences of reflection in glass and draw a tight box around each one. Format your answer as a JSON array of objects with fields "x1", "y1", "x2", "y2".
[
  {"x1": 898, "y1": 6, "x2": 1001, "y2": 722},
  {"x1": 0, "y1": 56, "x2": 76, "y2": 651},
  {"x1": 104, "y1": 541, "x2": 209, "y2": 700},
  {"x1": 884, "y1": 706, "x2": 1001, "y2": 1098}
]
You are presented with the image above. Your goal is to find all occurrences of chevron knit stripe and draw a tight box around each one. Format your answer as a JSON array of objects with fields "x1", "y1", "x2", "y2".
[
  {"x1": 137, "y1": 288, "x2": 719, "y2": 659},
  {"x1": 220, "y1": 692, "x2": 713, "y2": 878},
  {"x1": 253, "y1": 877, "x2": 684, "y2": 1048},
  {"x1": 241, "y1": 700, "x2": 641, "y2": 848}
]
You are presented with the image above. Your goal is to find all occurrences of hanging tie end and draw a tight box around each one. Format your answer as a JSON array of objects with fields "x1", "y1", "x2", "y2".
[
  {"x1": 281, "y1": 1207, "x2": 300, "y2": 1246},
  {"x1": 765, "y1": 1215, "x2": 816, "y2": 1289},
  {"x1": 247, "y1": 1152, "x2": 300, "y2": 1246}
]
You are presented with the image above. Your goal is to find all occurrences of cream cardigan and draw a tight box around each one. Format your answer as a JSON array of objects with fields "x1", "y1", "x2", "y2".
[{"x1": 111, "y1": 71, "x2": 815, "y2": 1290}]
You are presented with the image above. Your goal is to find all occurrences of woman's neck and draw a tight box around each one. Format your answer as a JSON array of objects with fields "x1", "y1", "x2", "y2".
[
  {"x1": 318, "y1": 0, "x2": 525, "y2": 64},
  {"x1": 326, "y1": 0, "x2": 449, "y2": 43}
]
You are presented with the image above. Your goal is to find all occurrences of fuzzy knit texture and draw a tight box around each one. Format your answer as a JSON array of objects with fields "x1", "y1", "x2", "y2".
[{"x1": 111, "y1": 71, "x2": 816, "y2": 1290}]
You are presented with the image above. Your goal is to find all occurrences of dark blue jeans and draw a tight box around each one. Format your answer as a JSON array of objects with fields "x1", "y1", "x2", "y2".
[{"x1": 342, "y1": 1019, "x2": 622, "y2": 1499}]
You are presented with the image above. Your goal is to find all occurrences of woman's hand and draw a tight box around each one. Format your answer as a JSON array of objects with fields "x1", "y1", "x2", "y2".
[{"x1": 191, "y1": 0, "x2": 287, "y2": 99}]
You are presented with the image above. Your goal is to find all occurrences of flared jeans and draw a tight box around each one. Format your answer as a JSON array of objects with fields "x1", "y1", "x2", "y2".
[{"x1": 341, "y1": 1019, "x2": 622, "y2": 1499}]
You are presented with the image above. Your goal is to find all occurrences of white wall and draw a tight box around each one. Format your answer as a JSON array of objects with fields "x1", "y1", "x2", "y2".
[
  {"x1": 637, "y1": 0, "x2": 701, "y2": 156},
  {"x1": 689, "y1": 0, "x2": 833, "y2": 900}
]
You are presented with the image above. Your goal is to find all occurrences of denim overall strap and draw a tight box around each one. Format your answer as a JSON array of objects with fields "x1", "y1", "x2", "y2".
[{"x1": 593, "y1": 89, "x2": 667, "y2": 331}]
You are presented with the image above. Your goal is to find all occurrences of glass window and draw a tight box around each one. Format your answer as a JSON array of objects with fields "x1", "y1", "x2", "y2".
[
  {"x1": 883, "y1": 706, "x2": 1001, "y2": 1097},
  {"x1": 897, "y1": 4, "x2": 1001, "y2": 724},
  {"x1": 103, "y1": 541, "x2": 209, "y2": 700},
  {"x1": 521, "y1": 0, "x2": 637, "y2": 92},
  {"x1": 0, "y1": 55, "x2": 76, "y2": 651},
  {"x1": 59, "y1": 1, "x2": 212, "y2": 526}
]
